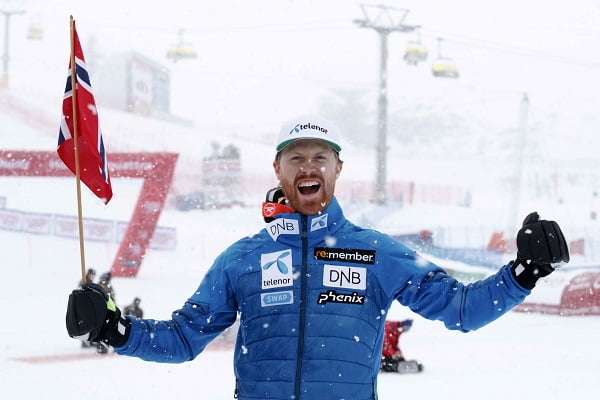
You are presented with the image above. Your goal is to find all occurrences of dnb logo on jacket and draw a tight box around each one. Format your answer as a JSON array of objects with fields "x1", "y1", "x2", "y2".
[
  {"x1": 266, "y1": 218, "x2": 299, "y2": 241},
  {"x1": 319, "y1": 264, "x2": 367, "y2": 305},
  {"x1": 261, "y1": 249, "x2": 293, "y2": 289},
  {"x1": 322, "y1": 265, "x2": 366, "y2": 290}
]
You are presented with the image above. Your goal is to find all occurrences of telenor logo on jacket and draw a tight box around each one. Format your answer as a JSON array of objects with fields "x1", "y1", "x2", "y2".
[
  {"x1": 310, "y1": 214, "x2": 328, "y2": 232},
  {"x1": 314, "y1": 247, "x2": 376, "y2": 264},
  {"x1": 261, "y1": 249, "x2": 293, "y2": 289}
]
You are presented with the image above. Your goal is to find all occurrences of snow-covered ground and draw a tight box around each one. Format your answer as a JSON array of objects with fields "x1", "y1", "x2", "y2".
[
  {"x1": 2, "y1": 1, "x2": 600, "y2": 398},
  {"x1": 1, "y1": 118, "x2": 599, "y2": 399},
  {"x1": 1, "y1": 200, "x2": 599, "y2": 399}
]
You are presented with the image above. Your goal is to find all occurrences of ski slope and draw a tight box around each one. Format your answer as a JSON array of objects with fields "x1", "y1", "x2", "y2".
[
  {"x1": 2, "y1": 1, "x2": 600, "y2": 397},
  {"x1": 1, "y1": 202, "x2": 599, "y2": 399}
]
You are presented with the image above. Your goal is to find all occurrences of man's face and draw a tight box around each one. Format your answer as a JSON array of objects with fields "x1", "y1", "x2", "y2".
[{"x1": 273, "y1": 139, "x2": 342, "y2": 215}]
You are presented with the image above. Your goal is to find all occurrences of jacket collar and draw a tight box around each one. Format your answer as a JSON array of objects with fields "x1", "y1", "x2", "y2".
[{"x1": 263, "y1": 196, "x2": 346, "y2": 247}]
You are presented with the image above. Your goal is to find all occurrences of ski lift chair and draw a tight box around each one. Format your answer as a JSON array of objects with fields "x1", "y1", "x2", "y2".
[
  {"x1": 431, "y1": 57, "x2": 460, "y2": 78},
  {"x1": 27, "y1": 22, "x2": 44, "y2": 40},
  {"x1": 166, "y1": 44, "x2": 197, "y2": 62},
  {"x1": 403, "y1": 41, "x2": 428, "y2": 66}
]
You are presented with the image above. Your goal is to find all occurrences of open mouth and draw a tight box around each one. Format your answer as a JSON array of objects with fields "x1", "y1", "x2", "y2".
[{"x1": 298, "y1": 180, "x2": 321, "y2": 196}]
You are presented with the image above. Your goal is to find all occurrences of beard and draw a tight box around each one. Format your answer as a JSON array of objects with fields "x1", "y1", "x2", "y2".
[{"x1": 280, "y1": 176, "x2": 335, "y2": 216}]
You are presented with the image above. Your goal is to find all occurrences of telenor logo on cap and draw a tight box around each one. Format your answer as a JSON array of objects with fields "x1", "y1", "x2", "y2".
[
  {"x1": 276, "y1": 115, "x2": 342, "y2": 152},
  {"x1": 289, "y1": 123, "x2": 329, "y2": 135}
]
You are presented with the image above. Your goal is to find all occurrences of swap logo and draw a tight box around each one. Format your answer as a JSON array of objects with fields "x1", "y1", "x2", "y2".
[{"x1": 261, "y1": 290, "x2": 294, "y2": 307}]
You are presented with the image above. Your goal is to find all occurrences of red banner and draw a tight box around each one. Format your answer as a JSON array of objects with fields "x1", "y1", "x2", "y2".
[
  {"x1": 0, "y1": 150, "x2": 178, "y2": 277},
  {"x1": 515, "y1": 270, "x2": 600, "y2": 316},
  {"x1": 559, "y1": 272, "x2": 600, "y2": 315}
]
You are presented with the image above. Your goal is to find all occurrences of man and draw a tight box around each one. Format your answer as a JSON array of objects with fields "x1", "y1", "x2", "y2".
[
  {"x1": 123, "y1": 297, "x2": 143, "y2": 319},
  {"x1": 78, "y1": 268, "x2": 96, "y2": 288},
  {"x1": 66, "y1": 115, "x2": 569, "y2": 400},
  {"x1": 380, "y1": 319, "x2": 422, "y2": 373},
  {"x1": 97, "y1": 271, "x2": 115, "y2": 302}
]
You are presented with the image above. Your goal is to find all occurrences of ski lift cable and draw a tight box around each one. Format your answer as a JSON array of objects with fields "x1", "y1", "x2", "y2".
[
  {"x1": 73, "y1": 18, "x2": 354, "y2": 35},
  {"x1": 27, "y1": 7, "x2": 600, "y2": 68},
  {"x1": 420, "y1": 29, "x2": 600, "y2": 69}
]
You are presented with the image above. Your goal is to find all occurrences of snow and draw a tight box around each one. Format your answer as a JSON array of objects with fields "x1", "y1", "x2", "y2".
[
  {"x1": 2, "y1": 1, "x2": 600, "y2": 398},
  {"x1": 2, "y1": 199, "x2": 600, "y2": 399}
]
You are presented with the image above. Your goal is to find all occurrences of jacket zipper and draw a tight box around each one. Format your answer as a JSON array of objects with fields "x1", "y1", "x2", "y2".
[{"x1": 294, "y1": 216, "x2": 309, "y2": 399}]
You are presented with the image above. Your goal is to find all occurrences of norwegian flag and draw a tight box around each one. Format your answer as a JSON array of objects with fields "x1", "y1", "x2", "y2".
[{"x1": 57, "y1": 20, "x2": 112, "y2": 204}]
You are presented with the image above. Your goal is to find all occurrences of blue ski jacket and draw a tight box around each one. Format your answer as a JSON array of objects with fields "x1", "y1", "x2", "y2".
[{"x1": 116, "y1": 197, "x2": 531, "y2": 399}]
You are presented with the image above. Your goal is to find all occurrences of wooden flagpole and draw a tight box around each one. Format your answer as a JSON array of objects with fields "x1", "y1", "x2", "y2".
[{"x1": 69, "y1": 15, "x2": 88, "y2": 285}]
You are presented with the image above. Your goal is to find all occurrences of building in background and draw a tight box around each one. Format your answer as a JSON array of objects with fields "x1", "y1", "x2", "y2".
[
  {"x1": 176, "y1": 142, "x2": 243, "y2": 211},
  {"x1": 92, "y1": 51, "x2": 170, "y2": 119}
]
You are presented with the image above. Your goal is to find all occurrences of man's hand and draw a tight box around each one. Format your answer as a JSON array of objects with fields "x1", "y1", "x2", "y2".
[
  {"x1": 66, "y1": 282, "x2": 131, "y2": 347},
  {"x1": 511, "y1": 212, "x2": 570, "y2": 289}
]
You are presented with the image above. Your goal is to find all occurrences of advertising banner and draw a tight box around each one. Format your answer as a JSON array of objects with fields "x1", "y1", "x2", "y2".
[{"x1": 1, "y1": 151, "x2": 178, "y2": 278}]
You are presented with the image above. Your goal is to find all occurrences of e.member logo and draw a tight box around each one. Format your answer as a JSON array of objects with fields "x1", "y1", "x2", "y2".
[
  {"x1": 261, "y1": 249, "x2": 294, "y2": 289},
  {"x1": 314, "y1": 247, "x2": 376, "y2": 264},
  {"x1": 317, "y1": 290, "x2": 365, "y2": 305}
]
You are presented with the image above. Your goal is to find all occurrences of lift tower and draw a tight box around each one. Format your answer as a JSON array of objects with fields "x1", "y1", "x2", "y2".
[{"x1": 355, "y1": 4, "x2": 418, "y2": 204}]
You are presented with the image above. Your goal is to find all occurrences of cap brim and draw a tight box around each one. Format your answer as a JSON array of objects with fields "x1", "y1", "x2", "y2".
[{"x1": 276, "y1": 138, "x2": 341, "y2": 152}]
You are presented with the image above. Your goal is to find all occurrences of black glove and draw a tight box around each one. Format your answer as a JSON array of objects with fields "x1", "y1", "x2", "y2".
[
  {"x1": 66, "y1": 282, "x2": 131, "y2": 348},
  {"x1": 510, "y1": 212, "x2": 570, "y2": 289}
]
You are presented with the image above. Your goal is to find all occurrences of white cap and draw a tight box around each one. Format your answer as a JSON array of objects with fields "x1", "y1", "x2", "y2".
[{"x1": 276, "y1": 115, "x2": 342, "y2": 153}]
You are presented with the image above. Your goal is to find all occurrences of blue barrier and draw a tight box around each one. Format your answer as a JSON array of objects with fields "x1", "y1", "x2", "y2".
[{"x1": 392, "y1": 234, "x2": 600, "y2": 271}]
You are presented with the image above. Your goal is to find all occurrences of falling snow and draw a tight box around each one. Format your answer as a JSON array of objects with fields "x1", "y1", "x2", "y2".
[{"x1": 1, "y1": 1, "x2": 599, "y2": 399}]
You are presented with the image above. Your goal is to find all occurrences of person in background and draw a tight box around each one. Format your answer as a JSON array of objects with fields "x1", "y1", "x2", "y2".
[
  {"x1": 93, "y1": 271, "x2": 115, "y2": 355},
  {"x1": 380, "y1": 319, "x2": 422, "y2": 373},
  {"x1": 123, "y1": 297, "x2": 143, "y2": 319},
  {"x1": 78, "y1": 268, "x2": 96, "y2": 288},
  {"x1": 97, "y1": 272, "x2": 115, "y2": 302},
  {"x1": 65, "y1": 115, "x2": 569, "y2": 400}
]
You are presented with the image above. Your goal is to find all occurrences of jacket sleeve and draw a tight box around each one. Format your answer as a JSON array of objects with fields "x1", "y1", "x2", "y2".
[
  {"x1": 379, "y1": 240, "x2": 531, "y2": 332},
  {"x1": 115, "y1": 253, "x2": 238, "y2": 363}
]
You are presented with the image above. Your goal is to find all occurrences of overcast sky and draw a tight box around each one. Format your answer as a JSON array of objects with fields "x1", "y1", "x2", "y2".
[{"x1": 4, "y1": 0, "x2": 599, "y2": 132}]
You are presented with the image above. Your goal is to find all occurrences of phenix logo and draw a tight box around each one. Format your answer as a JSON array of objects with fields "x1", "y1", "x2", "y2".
[
  {"x1": 317, "y1": 290, "x2": 365, "y2": 305},
  {"x1": 289, "y1": 123, "x2": 329, "y2": 135}
]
